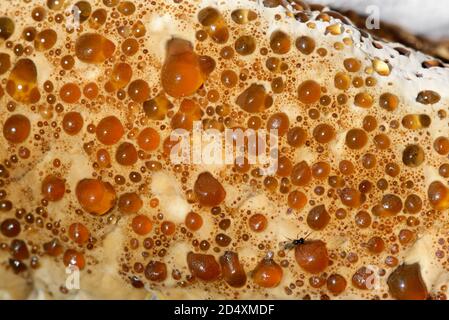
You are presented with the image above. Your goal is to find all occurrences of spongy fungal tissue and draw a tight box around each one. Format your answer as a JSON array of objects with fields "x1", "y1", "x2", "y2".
[{"x1": 0, "y1": 0, "x2": 449, "y2": 300}]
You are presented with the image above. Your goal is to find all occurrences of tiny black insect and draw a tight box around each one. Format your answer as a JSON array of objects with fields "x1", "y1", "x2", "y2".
[{"x1": 280, "y1": 232, "x2": 311, "y2": 250}]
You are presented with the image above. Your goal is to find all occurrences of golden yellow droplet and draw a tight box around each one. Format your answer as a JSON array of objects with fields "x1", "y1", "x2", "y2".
[
  {"x1": 326, "y1": 23, "x2": 342, "y2": 35},
  {"x1": 372, "y1": 59, "x2": 391, "y2": 76}
]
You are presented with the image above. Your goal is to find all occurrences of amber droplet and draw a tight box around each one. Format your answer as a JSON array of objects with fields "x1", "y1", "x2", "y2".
[
  {"x1": 63, "y1": 249, "x2": 85, "y2": 270},
  {"x1": 132, "y1": 20, "x2": 146, "y2": 38},
  {"x1": 60, "y1": 83, "x2": 81, "y2": 103},
  {"x1": 41, "y1": 175, "x2": 65, "y2": 201},
  {"x1": 343, "y1": 58, "x2": 361, "y2": 72},
  {"x1": 220, "y1": 251, "x2": 247, "y2": 288},
  {"x1": 72, "y1": 1, "x2": 92, "y2": 22},
  {"x1": 121, "y1": 38, "x2": 139, "y2": 56},
  {"x1": 161, "y1": 38, "x2": 205, "y2": 98},
  {"x1": 137, "y1": 127, "x2": 160, "y2": 152},
  {"x1": 108, "y1": 62, "x2": 132, "y2": 90},
  {"x1": 340, "y1": 187, "x2": 364, "y2": 208},
  {"x1": 307, "y1": 205, "x2": 330, "y2": 230},
  {"x1": 334, "y1": 72, "x2": 350, "y2": 90},
  {"x1": 75, "y1": 33, "x2": 116, "y2": 64},
  {"x1": 117, "y1": 1, "x2": 135, "y2": 15},
  {"x1": 248, "y1": 213, "x2": 267, "y2": 232},
  {"x1": 185, "y1": 211, "x2": 203, "y2": 231},
  {"x1": 128, "y1": 79, "x2": 150, "y2": 103},
  {"x1": 1, "y1": 219, "x2": 21, "y2": 237},
  {"x1": 6, "y1": 59, "x2": 41, "y2": 104},
  {"x1": 90, "y1": 8, "x2": 107, "y2": 29},
  {"x1": 0, "y1": 52, "x2": 11, "y2": 75},
  {"x1": 171, "y1": 99, "x2": 201, "y2": 131},
  {"x1": 372, "y1": 194, "x2": 403, "y2": 217},
  {"x1": 402, "y1": 114, "x2": 430, "y2": 130},
  {"x1": 312, "y1": 162, "x2": 330, "y2": 179},
  {"x1": 372, "y1": 59, "x2": 391, "y2": 76},
  {"x1": 374, "y1": 134, "x2": 390, "y2": 150},
  {"x1": 295, "y1": 240, "x2": 329, "y2": 274},
  {"x1": 404, "y1": 194, "x2": 422, "y2": 214},
  {"x1": 367, "y1": 236, "x2": 384, "y2": 254},
  {"x1": 298, "y1": 80, "x2": 321, "y2": 104},
  {"x1": 0, "y1": 17, "x2": 14, "y2": 40},
  {"x1": 287, "y1": 127, "x2": 307, "y2": 148},
  {"x1": 96, "y1": 116, "x2": 124, "y2": 145},
  {"x1": 345, "y1": 129, "x2": 368, "y2": 150},
  {"x1": 231, "y1": 9, "x2": 257, "y2": 25},
  {"x1": 379, "y1": 93, "x2": 399, "y2": 111},
  {"x1": 3, "y1": 114, "x2": 31, "y2": 143},
  {"x1": 252, "y1": 256, "x2": 283, "y2": 288},
  {"x1": 295, "y1": 36, "x2": 315, "y2": 55},
  {"x1": 221, "y1": 70, "x2": 238, "y2": 88},
  {"x1": 75, "y1": 179, "x2": 116, "y2": 215},
  {"x1": 235, "y1": 36, "x2": 256, "y2": 55},
  {"x1": 9, "y1": 259, "x2": 27, "y2": 274},
  {"x1": 68, "y1": 223, "x2": 90, "y2": 245},
  {"x1": 416, "y1": 90, "x2": 440, "y2": 105},
  {"x1": 387, "y1": 263, "x2": 428, "y2": 300},
  {"x1": 354, "y1": 92, "x2": 373, "y2": 108},
  {"x1": 194, "y1": 172, "x2": 226, "y2": 207},
  {"x1": 97, "y1": 149, "x2": 111, "y2": 168},
  {"x1": 355, "y1": 211, "x2": 371, "y2": 228},
  {"x1": 132, "y1": 215, "x2": 152, "y2": 235},
  {"x1": 187, "y1": 252, "x2": 221, "y2": 281},
  {"x1": 352, "y1": 266, "x2": 375, "y2": 290},
  {"x1": 10, "y1": 240, "x2": 29, "y2": 260},
  {"x1": 161, "y1": 221, "x2": 175, "y2": 236},
  {"x1": 327, "y1": 274, "x2": 347, "y2": 295},
  {"x1": 270, "y1": 30, "x2": 291, "y2": 54},
  {"x1": 143, "y1": 93, "x2": 173, "y2": 120},
  {"x1": 428, "y1": 181, "x2": 449, "y2": 210},
  {"x1": 43, "y1": 238, "x2": 63, "y2": 256},
  {"x1": 83, "y1": 82, "x2": 99, "y2": 99},
  {"x1": 236, "y1": 84, "x2": 272, "y2": 113},
  {"x1": 434, "y1": 136, "x2": 449, "y2": 155},
  {"x1": 34, "y1": 29, "x2": 57, "y2": 51},
  {"x1": 115, "y1": 142, "x2": 138, "y2": 166},
  {"x1": 291, "y1": 161, "x2": 312, "y2": 186},
  {"x1": 313, "y1": 124, "x2": 335, "y2": 144},
  {"x1": 118, "y1": 192, "x2": 143, "y2": 214},
  {"x1": 402, "y1": 145, "x2": 425, "y2": 168},
  {"x1": 267, "y1": 112, "x2": 289, "y2": 136},
  {"x1": 145, "y1": 261, "x2": 167, "y2": 282},
  {"x1": 198, "y1": 7, "x2": 229, "y2": 44},
  {"x1": 288, "y1": 190, "x2": 307, "y2": 210},
  {"x1": 62, "y1": 112, "x2": 83, "y2": 135}
]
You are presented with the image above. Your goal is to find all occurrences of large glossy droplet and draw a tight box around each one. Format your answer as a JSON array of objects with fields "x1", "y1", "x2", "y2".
[
  {"x1": 3, "y1": 114, "x2": 30, "y2": 143},
  {"x1": 295, "y1": 240, "x2": 329, "y2": 274},
  {"x1": 0, "y1": 17, "x2": 14, "y2": 40},
  {"x1": 219, "y1": 251, "x2": 247, "y2": 288},
  {"x1": 6, "y1": 59, "x2": 41, "y2": 104},
  {"x1": 387, "y1": 263, "x2": 428, "y2": 300},
  {"x1": 198, "y1": 7, "x2": 229, "y2": 44},
  {"x1": 236, "y1": 84, "x2": 273, "y2": 113},
  {"x1": 252, "y1": 256, "x2": 283, "y2": 288},
  {"x1": 161, "y1": 38, "x2": 205, "y2": 98},
  {"x1": 194, "y1": 172, "x2": 226, "y2": 207},
  {"x1": 187, "y1": 252, "x2": 221, "y2": 281},
  {"x1": 75, "y1": 179, "x2": 116, "y2": 215},
  {"x1": 75, "y1": 33, "x2": 115, "y2": 64},
  {"x1": 428, "y1": 181, "x2": 449, "y2": 210}
]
